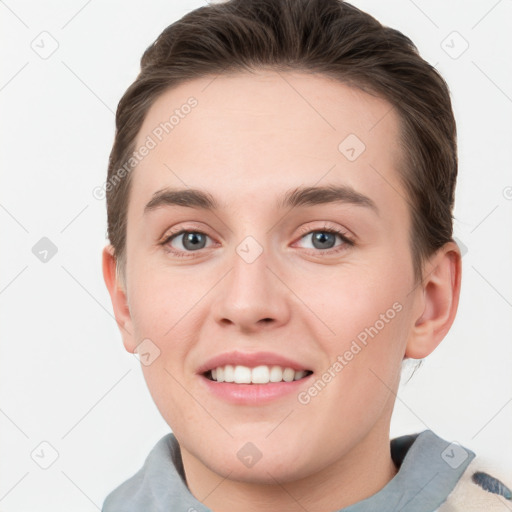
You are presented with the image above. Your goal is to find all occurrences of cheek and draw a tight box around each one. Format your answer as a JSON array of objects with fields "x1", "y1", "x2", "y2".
[
  {"x1": 130, "y1": 273, "x2": 198, "y2": 426},
  {"x1": 128, "y1": 262, "x2": 197, "y2": 339},
  {"x1": 293, "y1": 264, "x2": 410, "y2": 401},
  {"x1": 296, "y1": 262, "x2": 408, "y2": 347},
  {"x1": 127, "y1": 269, "x2": 197, "y2": 406}
]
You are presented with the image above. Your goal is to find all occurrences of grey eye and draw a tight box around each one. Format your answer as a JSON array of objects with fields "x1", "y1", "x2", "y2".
[
  {"x1": 173, "y1": 232, "x2": 209, "y2": 251},
  {"x1": 309, "y1": 231, "x2": 337, "y2": 250}
]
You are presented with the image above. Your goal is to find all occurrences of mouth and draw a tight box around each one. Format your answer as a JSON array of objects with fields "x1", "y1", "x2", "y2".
[{"x1": 203, "y1": 364, "x2": 314, "y2": 384}]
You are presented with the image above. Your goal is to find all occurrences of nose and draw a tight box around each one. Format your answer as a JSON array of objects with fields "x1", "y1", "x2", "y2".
[{"x1": 211, "y1": 240, "x2": 291, "y2": 333}]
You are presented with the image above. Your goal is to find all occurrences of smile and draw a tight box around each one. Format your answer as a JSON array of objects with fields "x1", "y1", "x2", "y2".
[{"x1": 205, "y1": 364, "x2": 313, "y2": 384}]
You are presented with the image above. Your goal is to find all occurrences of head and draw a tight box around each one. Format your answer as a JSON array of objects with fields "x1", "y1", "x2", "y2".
[{"x1": 103, "y1": 0, "x2": 461, "y2": 488}]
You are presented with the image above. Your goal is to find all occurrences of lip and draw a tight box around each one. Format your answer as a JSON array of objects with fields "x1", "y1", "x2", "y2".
[
  {"x1": 196, "y1": 350, "x2": 312, "y2": 375},
  {"x1": 198, "y1": 373, "x2": 314, "y2": 405},
  {"x1": 196, "y1": 350, "x2": 314, "y2": 405}
]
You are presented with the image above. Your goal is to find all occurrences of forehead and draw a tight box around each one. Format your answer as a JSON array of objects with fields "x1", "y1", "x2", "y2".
[{"x1": 130, "y1": 70, "x2": 405, "y2": 217}]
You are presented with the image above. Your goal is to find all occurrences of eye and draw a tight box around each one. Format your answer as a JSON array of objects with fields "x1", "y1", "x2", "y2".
[
  {"x1": 295, "y1": 226, "x2": 354, "y2": 254},
  {"x1": 160, "y1": 224, "x2": 354, "y2": 258},
  {"x1": 162, "y1": 229, "x2": 214, "y2": 256}
]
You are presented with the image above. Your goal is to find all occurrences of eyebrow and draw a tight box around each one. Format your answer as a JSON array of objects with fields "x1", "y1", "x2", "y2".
[{"x1": 144, "y1": 184, "x2": 378, "y2": 215}]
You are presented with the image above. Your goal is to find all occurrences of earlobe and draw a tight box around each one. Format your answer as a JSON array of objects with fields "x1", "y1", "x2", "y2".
[
  {"x1": 405, "y1": 241, "x2": 462, "y2": 359},
  {"x1": 102, "y1": 245, "x2": 137, "y2": 353}
]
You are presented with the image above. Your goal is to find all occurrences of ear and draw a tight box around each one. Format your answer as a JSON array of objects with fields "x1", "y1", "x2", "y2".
[
  {"x1": 405, "y1": 240, "x2": 462, "y2": 359},
  {"x1": 102, "y1": 245, "x2": 137, "y2": 353}
]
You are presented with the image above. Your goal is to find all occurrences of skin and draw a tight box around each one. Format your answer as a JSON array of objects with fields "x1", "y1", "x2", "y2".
[{"x1": 103, "y1": 70, "x2": 461, "y2": 512}]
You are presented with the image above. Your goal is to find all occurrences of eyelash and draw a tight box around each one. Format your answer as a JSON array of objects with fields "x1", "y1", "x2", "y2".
[{"x1": 160, "y1": 224, "x2": 355, "y2": 258}]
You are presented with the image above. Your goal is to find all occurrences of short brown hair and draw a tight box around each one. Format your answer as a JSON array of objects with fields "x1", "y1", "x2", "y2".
[{"x1": 106, "y1": 0, "x2": 457, "y2": 285}]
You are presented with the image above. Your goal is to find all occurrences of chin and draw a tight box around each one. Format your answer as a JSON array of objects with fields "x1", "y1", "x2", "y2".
[
  {"x1": 199, "y1": 443, "x2": 314, "y2": 485},
  {"x1": 213, "y1": 459, "x2": 308, "y2": 485}
]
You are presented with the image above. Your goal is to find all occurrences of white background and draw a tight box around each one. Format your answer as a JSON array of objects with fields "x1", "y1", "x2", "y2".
[{"x1": 1, "y1": 0, "x2": 511, "y2": 510}]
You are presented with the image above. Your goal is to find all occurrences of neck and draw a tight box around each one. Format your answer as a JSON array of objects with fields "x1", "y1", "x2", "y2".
[{"x1": 180, "y1": 423, "x2": 398, "y2": 512}]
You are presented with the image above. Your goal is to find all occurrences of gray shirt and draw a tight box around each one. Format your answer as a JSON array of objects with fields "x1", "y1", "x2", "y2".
[{"x1": 102, "y1": 429, "x2": 475, "y2": 511}]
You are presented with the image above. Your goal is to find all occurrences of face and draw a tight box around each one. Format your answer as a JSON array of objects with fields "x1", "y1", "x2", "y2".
[{"x1": 116, "y1": 70, "x2": 427, "y2": 483}]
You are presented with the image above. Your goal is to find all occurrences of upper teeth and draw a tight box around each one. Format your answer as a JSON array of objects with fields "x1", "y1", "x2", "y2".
[{"x1": 210, "y1": 365, "x2": 309, "y2": 384}]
